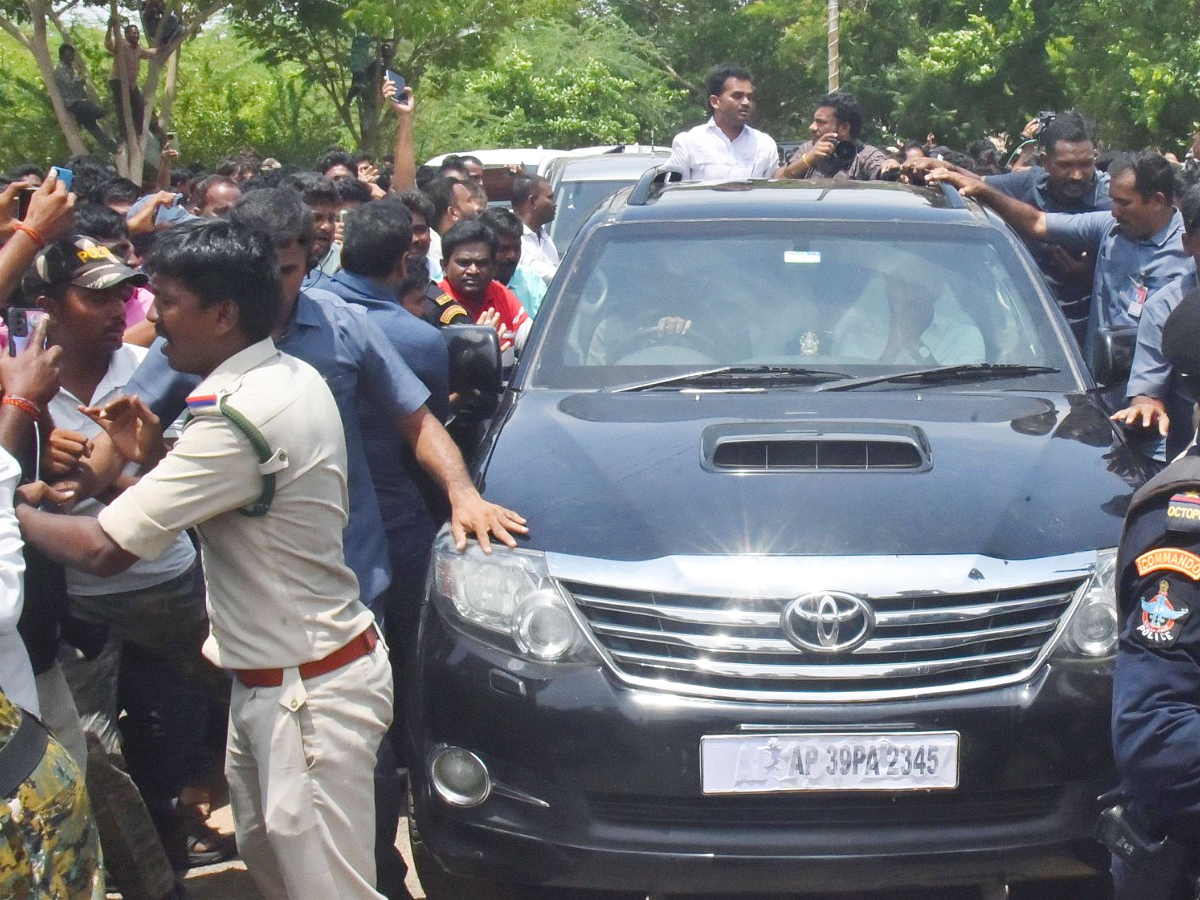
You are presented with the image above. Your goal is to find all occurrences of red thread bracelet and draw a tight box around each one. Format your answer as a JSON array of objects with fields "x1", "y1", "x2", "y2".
[
  {"x1": 2, "y1": 396, "x2": 40, "y2": 418},
  {"x1": 11, "y1": 222, "x2": 45, "y2": 248}
]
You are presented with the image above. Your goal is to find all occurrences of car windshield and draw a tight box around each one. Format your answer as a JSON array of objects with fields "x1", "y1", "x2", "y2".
[
  {"x1": 548, "y1": 179, "x2": 636, "y2": 254},
  {"x1": 525, "y1": 220, "x2": 1078, "y2": 391}
]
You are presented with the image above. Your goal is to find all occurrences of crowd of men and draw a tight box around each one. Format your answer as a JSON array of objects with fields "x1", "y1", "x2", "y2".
[
  {"x1": 672, "y1": 64, "x2": 1200, "y2": 465},
  {"x1": 4, "y1": 54, "x2": 1200, "y2": 900},
  {"x1": 0, "y1": 76, "x2": 546, "y2": 900}
]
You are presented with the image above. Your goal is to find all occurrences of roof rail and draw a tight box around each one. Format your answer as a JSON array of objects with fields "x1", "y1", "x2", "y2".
[
  {"x1": 938, "y1": 180, "x2": 967, "y2": 209},
  {"x1": 629, "y1": 165, "x2": 684, "y2": 206}
]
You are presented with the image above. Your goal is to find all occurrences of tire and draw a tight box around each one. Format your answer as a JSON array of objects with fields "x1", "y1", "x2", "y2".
[{"x1": 406, "y1": 785, "x2": 529, "y2": 900}]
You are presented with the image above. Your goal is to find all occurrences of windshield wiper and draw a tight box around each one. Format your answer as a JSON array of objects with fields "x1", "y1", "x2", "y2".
[
  {"x1": 814, "y1": 363, "x2": 1060, "y2": 392},
  {"x1": 610, "y1": 365, "x2": 852, "y2": 393}
]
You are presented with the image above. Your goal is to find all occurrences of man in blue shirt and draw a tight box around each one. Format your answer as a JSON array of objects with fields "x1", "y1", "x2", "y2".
[
  {"x1": 324, "y1": 199, "x2": 455, "y2": 601},
  {"x1": 911, "y1": 113, "x2": 1113, "y2": 345},
  {"x1": 1111, "y1": 186, "x2": 1200, "y2": 462},
  {"x1": 984, "y1": 113, "x2": 1112, "y2": 344},
  {"x1": 1108, "y1": 299, "x2": 1200, "y2": 898},
  {"x1": 931, "y1": 151, "x2": 1196, "y2": 387}
]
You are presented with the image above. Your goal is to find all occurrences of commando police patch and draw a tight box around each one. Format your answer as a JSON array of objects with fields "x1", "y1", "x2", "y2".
[
  {"x1": 1135, "y1": 547, "x2": 1200, "y2": 580},
  {"x1": 1136, "y1": 579, "x2": 1191, "y2": 647}
]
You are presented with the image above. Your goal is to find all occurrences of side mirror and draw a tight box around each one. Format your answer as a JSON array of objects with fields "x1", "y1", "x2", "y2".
[
  {"x1": 442, "y1": 325, "x2": 502, "y2": 456},
  {"x1": 1091, "y1": 324, "x2": 1138, "y2": 388},
  {"x1": 444, "y1": 324, "x2": 502, "y2": 398}
]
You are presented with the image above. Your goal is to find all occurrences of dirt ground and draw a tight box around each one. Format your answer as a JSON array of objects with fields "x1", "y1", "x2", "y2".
[{"x1": 108, "y1": 805, "x2": 424, "y2": 900}]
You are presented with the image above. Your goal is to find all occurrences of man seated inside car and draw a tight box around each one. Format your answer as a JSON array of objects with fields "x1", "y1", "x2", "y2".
[
  {"x1": 584, "y1": 250, "x2": 740, "y2": 365},
  {"x1": 833, "y1": 252, "x2": 986, "y2": 365}
]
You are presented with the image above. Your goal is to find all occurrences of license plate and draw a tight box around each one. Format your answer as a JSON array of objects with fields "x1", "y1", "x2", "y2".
[{"x1": 701, "y1": 732, "x2": 960, "y2": 794}]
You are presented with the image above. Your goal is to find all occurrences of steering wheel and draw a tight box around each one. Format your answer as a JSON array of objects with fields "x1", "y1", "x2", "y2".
[{"x1": 609, "y1": 323, "x2": 723, "y2": 365}]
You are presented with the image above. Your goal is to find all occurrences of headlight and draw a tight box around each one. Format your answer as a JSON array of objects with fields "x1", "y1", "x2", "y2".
[
  {"x1": 431, "y1": 531, "x2": 590, "y2": 663},
  {"x1": 1056, "y1": 548, "x2": 1119, "y2": 659}
]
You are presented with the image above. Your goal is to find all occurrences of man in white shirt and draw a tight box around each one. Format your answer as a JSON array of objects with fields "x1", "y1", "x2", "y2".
[
  {"x1": 512, "y1": 174, "x2": 561, "y2": 285},
  {"x1": 668, "y1": 64, "x2": 780, "y2": 181}
]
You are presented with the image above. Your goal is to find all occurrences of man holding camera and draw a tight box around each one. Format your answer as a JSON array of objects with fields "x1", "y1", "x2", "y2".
[{"x1": 775, "y1": 90, "x2": 891, "y2": 181}]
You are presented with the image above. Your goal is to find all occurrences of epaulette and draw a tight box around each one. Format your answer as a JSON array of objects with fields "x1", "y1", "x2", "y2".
[
  {"x1": 1118, "y1": 451, "x2": 1200, "y2": 577},
  {"x1": 431, "y1": 291, "x2": 470, "y2": 327}
]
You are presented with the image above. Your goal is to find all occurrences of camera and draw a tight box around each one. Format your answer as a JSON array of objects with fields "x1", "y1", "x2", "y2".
[
  {"x1": 1033, "y1": 111, "x2": 1057, "y2": 136},
  {"x1": 833, "y1": 139, "x2": 858, "y2": 164}
]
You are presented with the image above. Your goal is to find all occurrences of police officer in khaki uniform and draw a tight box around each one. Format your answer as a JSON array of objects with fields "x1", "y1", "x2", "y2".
[{"x1": 16, "y1": 220, "x2": 392, "y2": 900}]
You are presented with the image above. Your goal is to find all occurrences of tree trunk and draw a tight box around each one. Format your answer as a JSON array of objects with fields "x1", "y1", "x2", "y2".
[
  {"x1": 159, "y1": 47, "x2": 180, "y2": 134},
  {"x1": 110, "y1": 1, "x2": 141, "y2": 179},
  {"x1": 25, "y1": 3, "x2": 88, "y2": 157}
]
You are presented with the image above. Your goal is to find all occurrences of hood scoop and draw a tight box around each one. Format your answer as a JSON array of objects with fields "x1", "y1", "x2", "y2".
[{"x1": 702, "y1": 422, "x2": 931, "y2": 473}]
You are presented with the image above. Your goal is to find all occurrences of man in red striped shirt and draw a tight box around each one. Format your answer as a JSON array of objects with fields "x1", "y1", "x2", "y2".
[{"x1": 438, "y1": 219, "x2": 532, "y2": 355}]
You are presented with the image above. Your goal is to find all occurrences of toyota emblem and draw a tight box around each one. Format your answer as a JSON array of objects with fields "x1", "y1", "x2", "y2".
[{"x1": 781, "y1": 592, "x2": 875, "y2": 654}]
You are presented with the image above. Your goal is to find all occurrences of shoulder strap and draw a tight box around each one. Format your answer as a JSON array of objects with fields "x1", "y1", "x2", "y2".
[
  {"x1": 217, "y1": 397, "x2": 279, "y2": 518},
  {"x1": 183, "y1": 396, "x2": 283, "y2": 517},
  {"x1": 432, "y1": 292, "x2": 470, "y2": 327}
]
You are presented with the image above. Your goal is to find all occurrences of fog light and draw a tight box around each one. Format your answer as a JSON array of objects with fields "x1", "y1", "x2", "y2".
[
  {"x1": 429, "y1": 746, "x2": 491, "y2": 808},
  {"x1": 514, "y1": 591, "x2": 578, "y2": 660}
]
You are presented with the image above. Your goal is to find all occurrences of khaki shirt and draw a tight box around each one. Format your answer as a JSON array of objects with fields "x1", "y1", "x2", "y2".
[{"x1": 99, "y1": 339, "x2": 374, "y2": 670}]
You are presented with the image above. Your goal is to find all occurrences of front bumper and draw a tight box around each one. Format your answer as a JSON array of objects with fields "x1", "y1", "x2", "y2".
[{"x1": 408, "y1": 604, "x2": 1114, "y2": 893}]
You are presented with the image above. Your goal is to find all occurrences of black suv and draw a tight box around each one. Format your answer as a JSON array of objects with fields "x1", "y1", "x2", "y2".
[{"x1": 408, "y1": 172, "x2": 1151, "y2": 897}]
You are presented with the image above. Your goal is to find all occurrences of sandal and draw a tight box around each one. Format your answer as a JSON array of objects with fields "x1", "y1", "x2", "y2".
[{"x1": 185, "y1": 814, "x2": 238, "y2": 868}]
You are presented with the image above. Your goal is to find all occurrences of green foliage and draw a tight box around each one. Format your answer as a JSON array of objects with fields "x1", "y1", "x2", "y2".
[
  {"x1": 0, "y1": 33, "x2": 69, "y2": 168},
  {"x1": 597, "y1": 0, "x2": 1200, "y2": 153},
  {"x1": 410, "y1": 18, "x2": 686, "y2": 156},
  {"x1": 1053, "y1": 0, "x2": 1200, "y2": 149},
  {"x1": 603, "y1": 0, "x2": 822, "y2": 141},
  {"x1": 462, "y1": 49, "x2": 641, "y2": 147},
  {"x1": 0, "y1": 25, "x2": 349, "y2": 170},
  {"x1": 4, "y1": 0, "x2": 1200, "y2": 174},
  {"x1": 229, "y1": 0, "x2": 519, "y2": 149},
  {"x1": 169, "y1": 28, "x2": 350, "y2": 165}
]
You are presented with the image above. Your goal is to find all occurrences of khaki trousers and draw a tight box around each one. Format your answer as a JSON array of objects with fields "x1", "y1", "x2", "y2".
[{"x1": 226, "y1": 641, "x2": 393, "y2": 900}]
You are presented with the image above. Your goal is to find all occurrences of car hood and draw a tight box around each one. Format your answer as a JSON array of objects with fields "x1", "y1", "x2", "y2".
[{"x1": 477, "y1": 389, "x2": 1144, "y2": 561}]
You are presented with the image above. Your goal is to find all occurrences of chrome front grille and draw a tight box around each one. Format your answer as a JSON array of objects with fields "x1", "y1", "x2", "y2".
[{"x1": 563, "y1": 574, "x2": 1086, "y2": 701}]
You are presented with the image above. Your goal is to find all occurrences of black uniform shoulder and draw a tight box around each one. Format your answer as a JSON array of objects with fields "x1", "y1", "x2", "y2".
[{"x1": 419, "y1": 282, "x2": 470, "y2": 328}]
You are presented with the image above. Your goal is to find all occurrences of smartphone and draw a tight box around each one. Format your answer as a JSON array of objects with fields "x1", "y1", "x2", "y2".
[
  {"x1": 7, "y1": 307, "x2": 48, "y2": 356},
  {"x1": 50, "y1": 166, "x2": 73, "y2": 191},
  {"x1": 16, "y1": 188, "x2": 34, "y2": 220},
  {"x1": 385, "y1": 70, "x2": 406, "y2": 95},
  {"x1": 338, "y1": 208, "x2": 350, "y2": 224}
]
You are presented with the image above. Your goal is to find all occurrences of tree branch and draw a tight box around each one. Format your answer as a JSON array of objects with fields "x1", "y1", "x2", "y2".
[{"x1": 0, "y1": 14, "x2": 33, "y2": 51}]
